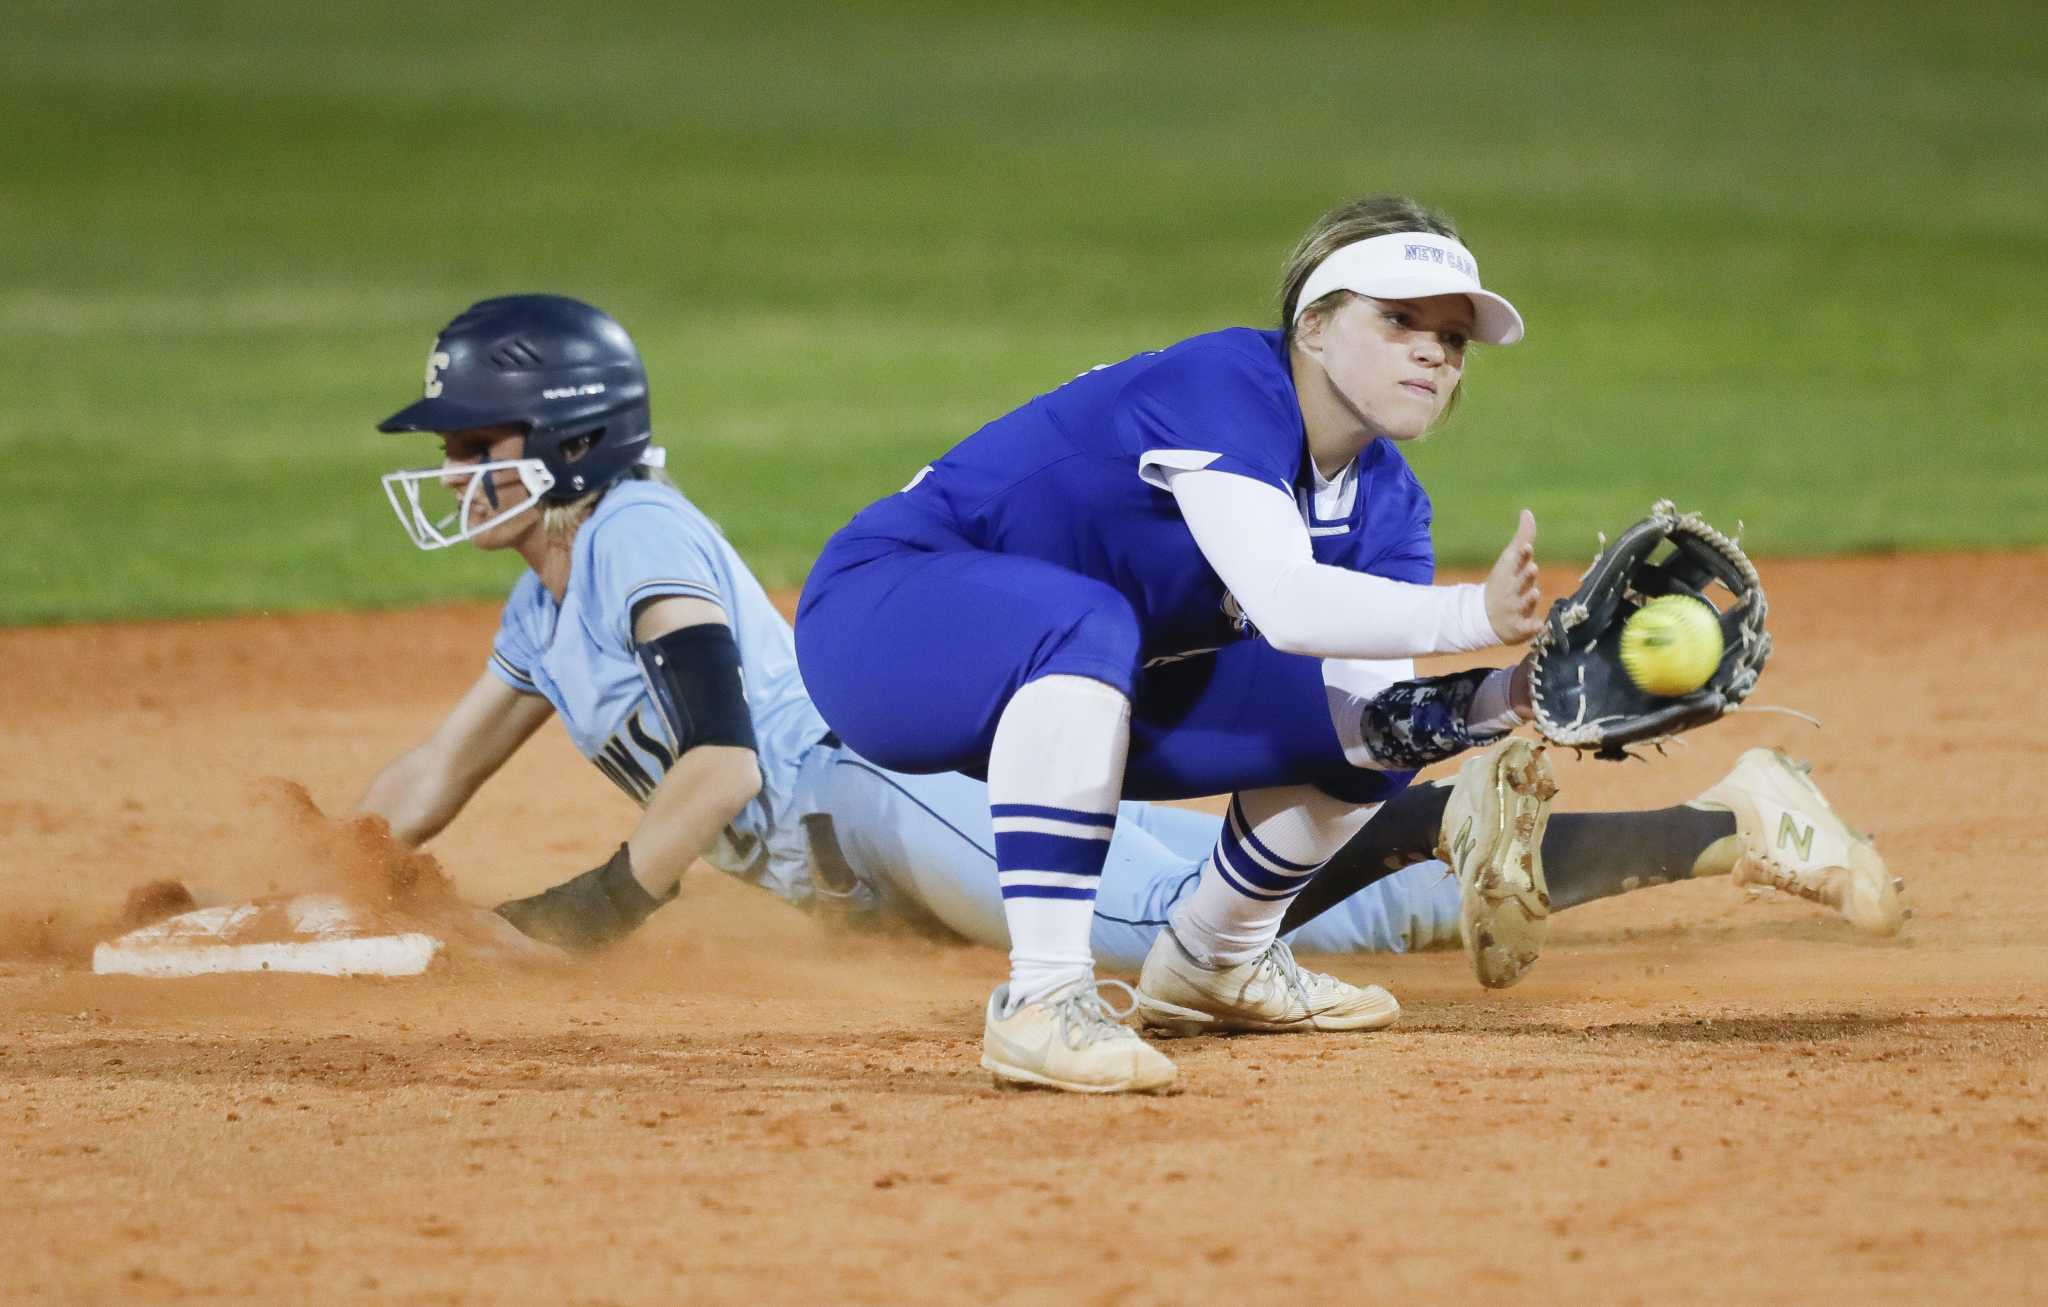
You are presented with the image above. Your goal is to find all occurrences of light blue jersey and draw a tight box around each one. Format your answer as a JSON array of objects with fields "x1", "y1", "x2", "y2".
[
  {"x1": 489, "y1": 479, "x2": 834, "y2": 901},
  {"x1": 484, "y1": 476, "x2": 1458, "y2": 958}
]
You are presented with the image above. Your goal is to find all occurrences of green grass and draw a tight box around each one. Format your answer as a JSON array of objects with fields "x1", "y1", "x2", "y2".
[{"x1": 3, "y1": 0, "x2": 2044, "y2": 622}]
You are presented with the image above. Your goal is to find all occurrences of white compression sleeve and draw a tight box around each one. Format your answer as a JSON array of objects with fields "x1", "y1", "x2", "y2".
[{"x1": 1166, "y1": 467, "x2": 1501, "y2": 659}]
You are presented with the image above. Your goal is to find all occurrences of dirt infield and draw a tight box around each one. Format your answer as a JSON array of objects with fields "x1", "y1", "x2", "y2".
[{"x1": 3, "y1": 553, "x2": 2044, "y2": 1305}]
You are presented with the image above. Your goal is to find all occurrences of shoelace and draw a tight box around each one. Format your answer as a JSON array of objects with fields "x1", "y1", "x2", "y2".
[
  {"x1": 1251, "y1": 938, "x2": 1333, "y2": 1007},
  {"x1": 1049, "y1": 978, "x2": 1142, "y2": 1050}
]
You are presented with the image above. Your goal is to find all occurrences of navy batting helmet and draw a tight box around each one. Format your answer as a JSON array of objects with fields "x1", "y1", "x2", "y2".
[{"x1": 380, "y1": 294, "x2": 654, "y2": 502}]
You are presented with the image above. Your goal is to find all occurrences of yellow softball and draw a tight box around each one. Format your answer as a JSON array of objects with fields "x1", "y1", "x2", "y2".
[{"x1": 1619, "y1": 594, "x2": 1724, "y2": 696}]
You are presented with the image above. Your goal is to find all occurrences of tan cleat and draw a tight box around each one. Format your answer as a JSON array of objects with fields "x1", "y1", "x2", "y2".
[
  {"x1": 1134, "y1": 929, "x2": 1399, "y2": 1036},
  {"x1": 1690, "y1": 748, "x2": 1904, "y2": 936},
  {"x1": 1439, "y1": 736, "x2": 1559, "y2": 989},
  {"x1": 980, "y1": 978, "x2": 1178, "y2": 1094}
]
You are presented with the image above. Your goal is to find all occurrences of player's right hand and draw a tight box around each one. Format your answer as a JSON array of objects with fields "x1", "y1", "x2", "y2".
[{"x1": 1483, "y1": 509, "x2": 1543, "y2": 643}]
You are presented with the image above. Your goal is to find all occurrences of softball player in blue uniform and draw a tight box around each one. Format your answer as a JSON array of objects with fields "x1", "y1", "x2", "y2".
[{"x1": 795, "y1": 194, "x2": 1900, "y2": 1094}]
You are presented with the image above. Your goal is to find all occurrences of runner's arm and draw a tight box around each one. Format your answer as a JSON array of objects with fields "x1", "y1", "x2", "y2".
[
  {"x1": 356, "y1": 671, "x2": 555, "y2": 846},
  {"x1": 619, "y1": 595, "x2": 763, "y2": 900}
]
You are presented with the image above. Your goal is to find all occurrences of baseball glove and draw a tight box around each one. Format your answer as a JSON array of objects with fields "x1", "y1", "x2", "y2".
[{"x1": 1528, "y1": 501, "x2": 1769, "y2": 759}]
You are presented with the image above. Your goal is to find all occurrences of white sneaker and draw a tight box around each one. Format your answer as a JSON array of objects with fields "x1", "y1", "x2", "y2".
[
  {"x1": 1691, "y1": 748, "x2": 1905, "y2": 936},
  {"x1": 980, "y1": 978, "x2": 1178, "y2": 1094},
  {"x1": 1439, "y1": 737, "x2": 1559, "y2": 989},
  {"x1": 1134, "y1": 929, "x2": 1399, "y2": 1036}
]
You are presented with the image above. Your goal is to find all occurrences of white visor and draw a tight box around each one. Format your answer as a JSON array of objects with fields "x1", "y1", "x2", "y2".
[{"x1": 1291, "y1": 232, "x2": 1523, "y2": 345}]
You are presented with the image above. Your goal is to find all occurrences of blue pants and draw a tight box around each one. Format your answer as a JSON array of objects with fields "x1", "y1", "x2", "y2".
[
  {"x1": 797, "y1": 531, "x2": 1412, "y2": 804},
  {"x1": 818, "y1": 748, "x2": 1459, "y2": 968}
]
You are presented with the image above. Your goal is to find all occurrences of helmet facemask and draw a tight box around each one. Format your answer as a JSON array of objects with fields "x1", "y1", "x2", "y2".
[{"x1": 380, "y1": 455, "x2": 556, "y2": 551}]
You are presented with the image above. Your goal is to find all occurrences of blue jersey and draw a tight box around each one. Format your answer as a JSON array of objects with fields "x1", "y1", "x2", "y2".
[
  {"x1": 845, "y1": 328, "x2": 1436, "y2": 664},
  {"x1": 489, "y1": 480, "x2": 834, "y2": 901}
]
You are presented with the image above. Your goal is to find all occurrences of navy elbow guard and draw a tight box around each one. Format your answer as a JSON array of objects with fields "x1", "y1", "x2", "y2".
[
  {"x1": 636, "y1": 624, "x2": 759, "y2": 755},
  {"x1": 1357, "y1": 667, "x2": 1502, "y2": 770}
]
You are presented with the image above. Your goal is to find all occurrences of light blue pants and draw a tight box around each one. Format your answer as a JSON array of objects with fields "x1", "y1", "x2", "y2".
[{"x1": 819, "y1": 751, "x2": 1461, "y2": 970}]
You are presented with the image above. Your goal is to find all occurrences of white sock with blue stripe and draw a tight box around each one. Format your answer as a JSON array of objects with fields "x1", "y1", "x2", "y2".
[
  {"x1": 1169, "y1": 786, "x2": 1381, "y2": 969},
  {"x1": 986, "y1": 674, "x2": 1130, "y2": 1011}
]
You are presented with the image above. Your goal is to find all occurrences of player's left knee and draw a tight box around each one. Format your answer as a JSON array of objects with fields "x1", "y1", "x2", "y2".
[{"x1": 1034, "y1": 585, "x2": 1142, "y2": 694}]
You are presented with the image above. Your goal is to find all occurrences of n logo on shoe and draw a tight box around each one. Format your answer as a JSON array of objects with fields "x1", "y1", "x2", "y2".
[
  {"x1": 1450, "y1": 815, "x2": 1476, "y2": 867},
  {"x1": 1777, "y1": 812, "x2": 1815, "y2": 861}
]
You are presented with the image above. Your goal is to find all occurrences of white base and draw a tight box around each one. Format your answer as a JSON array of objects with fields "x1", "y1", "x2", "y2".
[
  {"x1": 92, "y1": 893, "x2": 444, "y2": 978},
  {"x1": 92, "y1": 933, "x2": 441, "y2": 977}
]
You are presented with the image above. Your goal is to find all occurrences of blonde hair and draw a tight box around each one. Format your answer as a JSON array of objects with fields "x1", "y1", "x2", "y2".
[
  {"x1": 1277, "y1": 194, "x2": 1463, "y2": 347},
  {"x1": 541, "y1": 463, "x2": 677, "y2": 539}
]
